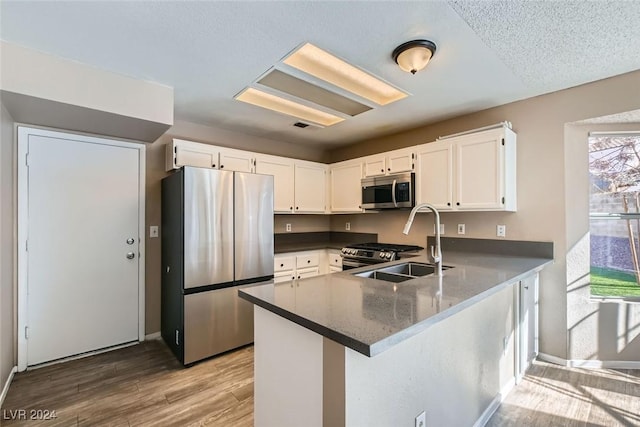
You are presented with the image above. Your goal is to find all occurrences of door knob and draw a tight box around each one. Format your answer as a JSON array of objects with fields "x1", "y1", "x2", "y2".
[{"x1": 126, "y1": 252, "x2": 135, "y2": 260}]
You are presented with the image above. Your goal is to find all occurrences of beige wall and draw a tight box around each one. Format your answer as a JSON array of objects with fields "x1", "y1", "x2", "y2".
[
  {"x1": 144, "y1": 120, "x2": 329, "y2": 333},
  {"x1": 274, "y1": 215, "x2": 330, "y2": 234},
  {"x1": 1, "y1": 102, "x2": 15, "y2": 389},
  {"x1": 329, "y1": 70, "x2": 640, "y2": 361}
]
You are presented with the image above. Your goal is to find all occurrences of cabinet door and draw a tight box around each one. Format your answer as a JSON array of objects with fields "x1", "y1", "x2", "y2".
[
  {"x1": 172, "y1": 140, "x2": 219, "y2": 170},
  {"x1": 330, "y1": 161, "x2": 362, "y2": 213},
  {"x1": 456, "y1": 130, "x2": 504, "y2": 210},
  {"x1": 219, "y1": 147, "x2": 254, "y2": 173},
  {"x1": 387, "y1": 149, "x2": 415, "y2": 174},
  {"x1": 363, "y1": 155, "x2": 386, "y2": 177},
  {"x1": 416, "y1": 141, "x2": 453, "y2": 210},
  {"x1": 255, "y1": 155, "x2": 295, "y2": 213},
  {"x1": 294, "y1": 162, "x2": 326, "y2": 213},
  {"x1": 329, "y1": 266, "x2": 342, "y2": 273}
]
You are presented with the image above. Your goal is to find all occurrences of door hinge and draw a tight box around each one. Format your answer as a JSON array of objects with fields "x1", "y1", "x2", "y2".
[
  {"x1": 501, "y1": 138, "x2": 505, "y2": 146},
  {"x1": 25, "y1": 153, "x2": 30, "y2": 167},
  {"x1": 25, "y1": 326, "x2": 29, "y2": 339},
  {"x1": 25, "y1": 240, "x2": 28, "y2": 252},
  {"x1": 502, "y1": 196, "x2": 505, "y2": 204},
  {"x1": 412, "y1": 153, "x2": 415, "y2": 159},
  {"x1": 175, "y1": 330, "x2": 180, "y2": 346}
]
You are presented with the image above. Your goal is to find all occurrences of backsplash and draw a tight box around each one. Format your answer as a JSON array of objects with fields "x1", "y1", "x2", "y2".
[{"x1": 274, "y1": 214, "x2": 330, "y2": 233}]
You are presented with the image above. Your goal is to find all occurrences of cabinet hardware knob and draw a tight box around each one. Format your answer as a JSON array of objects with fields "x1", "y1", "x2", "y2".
[
  {"x1": 296, "y1": 206, "x2": 299, "y2": 210},
  {"x1": 387, "y1": 168, "x2": 390, "y2": 171},
  {"x1": 381, "y1": 169, "x2": 384, "y2": 172},
  {"x1": 456, "y1": 202, "x2": 460, "y2": 206},
  {"x1": 280, "y1": 263, "x2": 284, "y2": 267},
  {"x1": 220, "y1": 165, "x2": 224, "y2": 169},
  {"x1": 212, "y1": 164, "x2": 216, "y2": 168},
  {"x1": 524, "y1": 286, "x2": 529, "y2": 290},
  {"x1": 447, "y1": 202, "x2": 451, "y2": 206},
  {"x1": 290, "y1": 206, "x2": 293, "y2": 210},
  {"x1": 307, "y1": 260, "x2": 310, "y2": 263}
]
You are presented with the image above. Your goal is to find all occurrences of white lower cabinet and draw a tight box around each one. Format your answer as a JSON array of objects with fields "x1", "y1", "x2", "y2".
[
  {"x1": 327, "y1": 249, "x2": 342, "y2": 273},
  {"x1": 274, "y1": 250, "x2": 322, "y2": 282},
  {"x1": 274, "y1": 249, "x2": 343, "y2": 281}
]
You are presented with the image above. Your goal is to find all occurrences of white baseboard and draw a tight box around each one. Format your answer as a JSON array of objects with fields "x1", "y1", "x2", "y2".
[
  {"x1": 473, "y1": 378, "x2": 515, "y2": 427},
  {"x1": 1, "y1": 366, "x2": 17, "y2": 407},
  {"x1": 538, "y1": 353, "x2": 640, "y2": 369},
  {"x1": 144, "y1": 331, "x2": 161, "y2": 341},
  {"x1": 537, "y1": 352, "x2": 568, "y2": 366}
]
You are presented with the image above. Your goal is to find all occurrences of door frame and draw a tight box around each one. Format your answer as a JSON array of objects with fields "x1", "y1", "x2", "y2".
[{"x1": 17, "y1": 126, "x2": 146, "y2": 371}]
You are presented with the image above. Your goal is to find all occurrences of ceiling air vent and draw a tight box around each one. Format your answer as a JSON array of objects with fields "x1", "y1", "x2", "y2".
[{"x1": 293, "y1": 122, "x2": 310, "y2": 128}]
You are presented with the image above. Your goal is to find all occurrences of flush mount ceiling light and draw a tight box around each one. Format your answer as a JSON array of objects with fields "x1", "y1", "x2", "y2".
[
  {"x1": 392, "y1": 40, "x2": 437, "y2": 75},
  {"x1": 283, "y1": 43, "x2": 408, "y2": 106},
  {"x1": 235, "y1": 87, "x2": 344, "y2": 127}
]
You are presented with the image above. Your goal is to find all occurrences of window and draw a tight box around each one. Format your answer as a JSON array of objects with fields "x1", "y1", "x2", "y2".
[{"x1": 589, "y1": 133, "x2": 640, "y2": 298}]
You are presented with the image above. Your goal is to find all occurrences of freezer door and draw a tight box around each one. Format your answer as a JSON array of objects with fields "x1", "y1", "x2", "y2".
[
  {"x1": 184, "y1": 167, "x2": 234, "y2": 289},
  {"x1": 234, "y1": 172, "x2": 274, "y2": 282},
  {"x1": 183, "y1": 286, "x2": 254, "y2": 364}
]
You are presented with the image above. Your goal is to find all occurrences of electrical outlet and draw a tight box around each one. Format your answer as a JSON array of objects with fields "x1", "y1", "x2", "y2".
[
  {"x1": 346, "y1": 222, "x2": 351, "y2": 231},
  {"x1": 149, "y1": 225, "x2": 159, "y2": 238},
  {"x1": 286, "y1": 223, "x2": 292, "y2": 232},
  {"x1": 415, "y1": 411, "x2": 426, "y2": 427},
  {"x1": 457, "y1": 224, "x2": 465, "y2": 235},
  {"x1": 433, "y1": 224, "x2": 445, "y2": 234},
  {"x1": 497, "y1": 225, "x2": 506, "y2": 237}
]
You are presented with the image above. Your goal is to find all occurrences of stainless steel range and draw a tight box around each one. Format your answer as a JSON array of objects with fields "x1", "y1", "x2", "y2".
[{"x1": 340, "y1": 242, "x2": 423, "y2": 270}]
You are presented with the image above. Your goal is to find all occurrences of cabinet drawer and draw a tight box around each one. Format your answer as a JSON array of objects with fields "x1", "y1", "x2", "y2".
[
  {"x1": 296, "y1": 253, "x2": 320, "y2": 269},
  {"x1": 328, "y1": 252, "x2": 342, "y2": 267},
  {"x1": 329, "y1": 266, "x2": 342, "y2": 273},
  {"x1": 274, "y1": 256, "x2": 295, "y2": 272},
  {"x1": 296, "y1": 266, "x2": 320, "y2": 279},
  {"x1": 274, "y1": 270, "x2": 295, "y2": 283}
]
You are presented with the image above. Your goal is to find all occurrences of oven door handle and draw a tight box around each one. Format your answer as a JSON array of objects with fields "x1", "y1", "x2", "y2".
[
  {"x1": 392, "y1": 179, "x2": 397, "y2": 207},
  {"x1": 342, "y1": 259, "x2": 365, "y2": 270}
]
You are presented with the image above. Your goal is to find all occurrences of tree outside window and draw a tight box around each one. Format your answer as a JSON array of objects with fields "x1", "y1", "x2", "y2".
[{"x1": 590, "y1": 134, "x2": 640, "y2": 298}]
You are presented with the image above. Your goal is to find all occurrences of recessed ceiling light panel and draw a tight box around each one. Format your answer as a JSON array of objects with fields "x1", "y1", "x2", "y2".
[
  {"x1": 283, "y1": 43, "x2": 408, "y2": 106},
  {"x1": 235, "y1": 87, "x2": 344, "y2": 127}
]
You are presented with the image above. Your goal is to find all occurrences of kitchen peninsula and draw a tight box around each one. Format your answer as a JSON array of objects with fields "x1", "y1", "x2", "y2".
[{"x1": 239, "y1": 238, "x2": 553, "y2": 427}]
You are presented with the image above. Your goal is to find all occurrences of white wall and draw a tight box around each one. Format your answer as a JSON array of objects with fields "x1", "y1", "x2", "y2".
[{"x1": 0, "y1": 101, "x2": 15, "y2": 390}]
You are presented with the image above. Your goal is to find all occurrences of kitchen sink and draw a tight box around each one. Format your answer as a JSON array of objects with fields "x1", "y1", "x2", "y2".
[{"x1": 353, "y1": 262, "x2": 452, "y2": 283}]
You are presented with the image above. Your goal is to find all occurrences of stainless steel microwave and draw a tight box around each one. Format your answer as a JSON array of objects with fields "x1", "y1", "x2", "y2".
[{"x1": 361, "y1": 172, "x2": 415, "y2": 209}]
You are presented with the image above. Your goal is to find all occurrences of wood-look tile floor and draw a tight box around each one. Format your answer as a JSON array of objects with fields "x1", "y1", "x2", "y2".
[
  {"x1": 4, "y1": 343, "x2": 640, "y2": 427},
  {"x1": 488, "y1": 360, "x2": 640, "y2": 427},
  {"x1": 1, "y1": 340, "x2": 253, "y2": 427}
]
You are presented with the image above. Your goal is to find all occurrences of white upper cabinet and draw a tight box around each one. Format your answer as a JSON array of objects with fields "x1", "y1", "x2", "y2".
[
  {"x1": 386, "y1": 147, "x2": 415, "y2": 174},
  {"x1": 330, "y1": 159, "x2": 363, "y2": 213},
  {"x1": 254, "y1": 155, "x2": 327, "y2": 214},
  {"x1": 218, "y1": 147, "x2": 255, "y2": 173},
  {"x1": 416, "y1": 126, "x2": 516, "y2": 211},
  {"x1": 363, "y1": 148, "x2": 415, "y2": 177},
  {"x1": 294, "y1": 161, "x2": 327, "y2": 213},
  {"x1": 363, "y1": 155, "x2": 386, "y2": 177},
  {"x1": 166, "y1": 138, "x2": 219, "y2": 171},
  {"x1": 255, "y1": 154, "x2": 295, "y2": 213},
  {"x1": 416, "y1": 140, "x2": 454, "y2": 210}
]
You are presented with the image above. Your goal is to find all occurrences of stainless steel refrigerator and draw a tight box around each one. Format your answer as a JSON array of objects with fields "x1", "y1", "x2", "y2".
[{"x1": 161, "y1": 166, "x2": 274, "y2": 365}]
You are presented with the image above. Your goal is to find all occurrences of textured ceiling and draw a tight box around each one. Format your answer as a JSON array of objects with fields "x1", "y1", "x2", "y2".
[{"x1": 1, "y1": 1, "x2": 639, "y2": 148}]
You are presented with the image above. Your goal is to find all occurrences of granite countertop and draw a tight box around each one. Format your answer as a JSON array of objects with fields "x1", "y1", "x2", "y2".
[{"x1": 239, "y1": 250, "x2": 552, "y2": 357}]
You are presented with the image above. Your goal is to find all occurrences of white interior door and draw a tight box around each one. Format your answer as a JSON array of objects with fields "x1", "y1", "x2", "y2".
[{"x1": 24, "y1": 132, "x2": 140, "y2": 366}]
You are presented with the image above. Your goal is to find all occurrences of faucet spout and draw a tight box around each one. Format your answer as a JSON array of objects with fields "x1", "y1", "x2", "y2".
[{"x1": 403, "y1": 203, "x2": 443, "y2": 276}]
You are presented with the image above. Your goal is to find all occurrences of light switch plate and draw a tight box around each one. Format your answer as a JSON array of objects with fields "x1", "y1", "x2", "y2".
[
  {"x1": 150, "y1": 225, "x2": 159, "y2": 238},
  {"x1": 346, "y1": 222, "x2": 351, "y2": 231}
]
